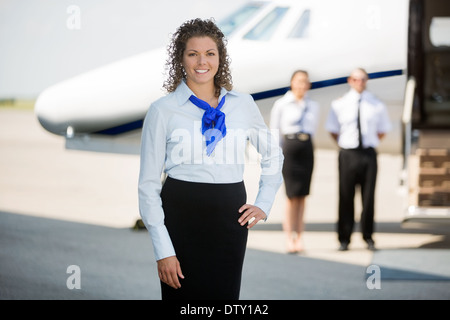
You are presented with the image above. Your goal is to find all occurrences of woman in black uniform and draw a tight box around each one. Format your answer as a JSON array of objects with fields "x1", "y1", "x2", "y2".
[
  {"x1": 138, "y1": 18, "x2": 283, "y2": 300},
  {"x1": 270, "y1": 70, "x2": 320, "y2": 253}
]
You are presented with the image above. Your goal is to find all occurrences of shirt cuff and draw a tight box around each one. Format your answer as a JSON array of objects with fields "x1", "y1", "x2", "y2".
[{"x1": 148, "y1": 225, "x2": 176, "y2": 261}]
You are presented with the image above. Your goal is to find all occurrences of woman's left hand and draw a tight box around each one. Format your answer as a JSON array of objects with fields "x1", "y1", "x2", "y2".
[{"x1": 238, "y1": 204, "x2": 267, "y2": 229}]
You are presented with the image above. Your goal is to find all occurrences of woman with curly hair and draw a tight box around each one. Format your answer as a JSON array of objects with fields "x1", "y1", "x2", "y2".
[{"x1": 138, "y1": 18, "x2": 283, "y2": 300}]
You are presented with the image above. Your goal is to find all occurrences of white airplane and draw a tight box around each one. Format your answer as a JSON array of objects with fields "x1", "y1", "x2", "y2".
[{"x1": 34, "y1": 0, "x2": 410, "y2": 154}]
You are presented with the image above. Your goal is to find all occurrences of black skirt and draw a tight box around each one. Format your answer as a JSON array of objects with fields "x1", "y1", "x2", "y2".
[
  {"x1": 160, "y1": 176, "x2": 248, "y2": 300},
  {"x1": 282, "y1": 134, "x2": 314, "y2": 198}
]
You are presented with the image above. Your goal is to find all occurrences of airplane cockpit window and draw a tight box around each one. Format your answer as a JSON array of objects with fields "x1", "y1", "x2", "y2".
[
  {"x1": 243, "y1": 7, "x2": 289, "y2": 41},
  {"x1": 218, "y1": 2, "x2": 265, "y2": 37},
  {"x1": 288, "y1": 9, "x2": 310, "y2": 39}
]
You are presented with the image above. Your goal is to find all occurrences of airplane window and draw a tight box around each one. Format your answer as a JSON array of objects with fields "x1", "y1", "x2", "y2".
[
  {"x1": 218, "y1": 3, "x2": 265, "y2": 36},
  {"x1": 429, "y1": 17, "x2": 450, "y2": 47},
  {"x1": 288, "y1": 9, "x2": 310, "y2": 38},
  {"x1": 243, "y1": 7, "x2": 289, "y2": 41}
]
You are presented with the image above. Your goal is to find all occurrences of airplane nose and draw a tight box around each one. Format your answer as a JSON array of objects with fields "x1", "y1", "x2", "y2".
[
  {"x1": 35, "y1": 47, "x2": 167, "y2": 136},
  {"x1": 35, "y1": 81, "x2": 76, "y2": 136}
]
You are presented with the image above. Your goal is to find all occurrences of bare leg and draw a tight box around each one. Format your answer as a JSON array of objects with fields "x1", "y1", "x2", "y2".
[
  {"x1": 294, "y1": 196, "x2": 306, "y2": 252},
  {"x1": 284, "y1": 196, "x2": 305, "y2": 253}
]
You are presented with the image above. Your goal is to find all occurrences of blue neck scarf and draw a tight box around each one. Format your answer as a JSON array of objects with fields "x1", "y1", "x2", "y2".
[{"x1": 189, "y1": 94, "x2": 226, "y2": 156}]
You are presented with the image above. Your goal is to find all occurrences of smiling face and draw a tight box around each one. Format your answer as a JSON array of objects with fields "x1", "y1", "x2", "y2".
[{"x1": 182, "y1": 36, "x2": 219, "y2": 91}]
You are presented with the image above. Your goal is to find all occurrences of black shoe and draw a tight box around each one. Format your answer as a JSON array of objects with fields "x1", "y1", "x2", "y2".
[
  {"x1": 366, "y1": 239, "x2": 376, "y2": 251},
  {"x1": 338, "y1": 241, "x2": 349, "y2": 251}
]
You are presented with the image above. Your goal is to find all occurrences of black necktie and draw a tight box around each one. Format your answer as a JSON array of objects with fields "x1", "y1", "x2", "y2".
[{"x1": 357, "y1": 98, "x2": 363, "y2": 149}]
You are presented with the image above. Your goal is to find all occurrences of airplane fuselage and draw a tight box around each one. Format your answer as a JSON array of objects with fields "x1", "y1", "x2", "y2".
[{"x1": 34, "y1": 0, "x2": 410, "y2": 154}]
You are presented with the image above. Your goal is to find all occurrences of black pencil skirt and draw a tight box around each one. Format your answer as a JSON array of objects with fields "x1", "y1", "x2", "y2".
[
  {"x1": 282, "y1": 134, "x2": 314, "y2": 198},
  {"x1": 160, "y1": 176, "x2": 248, "y2": 300}
]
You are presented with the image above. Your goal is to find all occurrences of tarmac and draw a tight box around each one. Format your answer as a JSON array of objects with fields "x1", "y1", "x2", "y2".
[{"x1": 1, "y1": 108, "x2": 450, "y2": 301}]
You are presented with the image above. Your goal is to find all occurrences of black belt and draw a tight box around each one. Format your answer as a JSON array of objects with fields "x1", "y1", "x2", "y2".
[
  {"x1": 340, "y1": 147, "x2": 375, "y2": 152},
  {"x1": 284, "y1": 132, "x2": 311, "y2": 141}
]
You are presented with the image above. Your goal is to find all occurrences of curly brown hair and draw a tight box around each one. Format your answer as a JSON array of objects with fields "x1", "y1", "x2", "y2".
[{"x1": 163, "y1": 18, "x2": 233, "y2": 97}]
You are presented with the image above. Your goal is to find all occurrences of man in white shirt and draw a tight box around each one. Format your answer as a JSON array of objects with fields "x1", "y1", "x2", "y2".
[{"x1": 325, "y1": 68, "x2": 391, "y2": 251}]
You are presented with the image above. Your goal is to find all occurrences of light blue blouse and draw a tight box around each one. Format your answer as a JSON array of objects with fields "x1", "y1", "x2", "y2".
[
  {"x1": 138, "y1": 80, "x2": 284, "y2": 261},
  {"x1": 270, "y1": 91, "x2": 320, "y2": 146}
]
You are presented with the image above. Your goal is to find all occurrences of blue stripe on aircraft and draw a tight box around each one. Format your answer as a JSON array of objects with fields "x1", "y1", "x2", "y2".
[
  {"x1": 96, "y1": 69, "x2": 403, "y2": 135},
  {"x1": 95, "y1": 119, "x2": 144, "y2": 135},
  {"x1": 251, "y1": 69, "x2": 404, "y2": 100}
]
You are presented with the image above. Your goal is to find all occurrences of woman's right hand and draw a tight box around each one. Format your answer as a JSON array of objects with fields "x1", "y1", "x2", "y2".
[{"x1": 157, "y1": 256, "x2": 184, "y2": 289}]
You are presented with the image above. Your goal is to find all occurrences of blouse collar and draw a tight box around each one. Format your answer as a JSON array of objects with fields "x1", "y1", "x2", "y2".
[{"x1": 284, "y1": 90, "x2": 309, "y2": 104}]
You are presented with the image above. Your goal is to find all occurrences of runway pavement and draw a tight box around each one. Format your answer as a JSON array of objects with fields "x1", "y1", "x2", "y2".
[{"x1": 1, "y1": 108, "x2": 450, "y2": 301}]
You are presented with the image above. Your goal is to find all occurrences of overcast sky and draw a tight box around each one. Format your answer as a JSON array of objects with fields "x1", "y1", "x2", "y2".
[{"x1": 0, "y1": 0, "x2": 242, "y2": 98}]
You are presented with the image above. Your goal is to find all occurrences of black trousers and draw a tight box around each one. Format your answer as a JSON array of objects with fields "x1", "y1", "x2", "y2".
[{"x1": 338, "y1": 148, "x2": 377, "y2": 243}]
